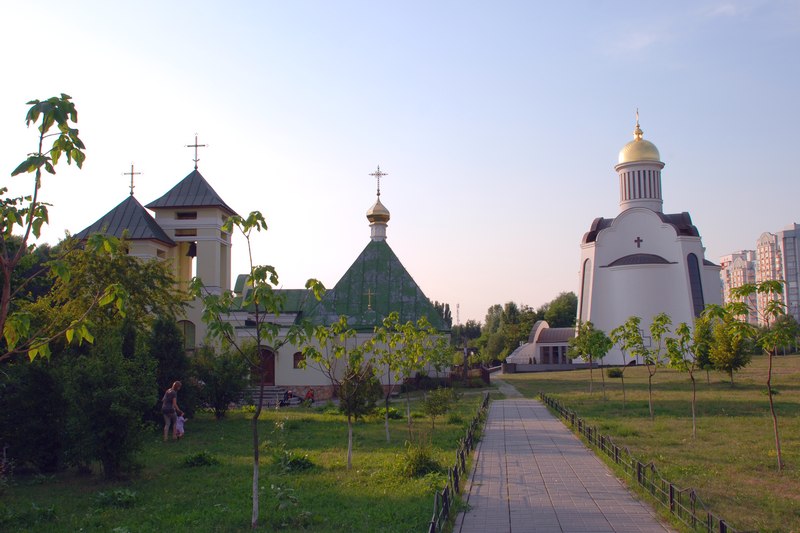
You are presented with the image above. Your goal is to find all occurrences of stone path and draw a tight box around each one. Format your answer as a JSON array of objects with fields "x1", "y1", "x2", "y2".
[{"x1": 454, "y1": 384, "x2": 674, "y2": 532}]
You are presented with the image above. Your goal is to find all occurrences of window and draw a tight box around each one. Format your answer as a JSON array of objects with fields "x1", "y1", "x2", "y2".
[
  {"x1": 175, "y1": 228, "x2": 197, "y2": 237},
  {"x1": 156, "y1": 249, "x2": 166, "y2": 259},
  {"x1": 293, "y1": 352, "x2": 305, "y2": 368},
  {"x1": 177, "y1": 212, "x2": 197, "y2": 220},
  {"x1": 178, "y1": 320, "x2": 196, "y2": 354}
]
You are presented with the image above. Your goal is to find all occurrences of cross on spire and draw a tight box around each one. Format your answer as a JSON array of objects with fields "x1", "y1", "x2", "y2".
[
  {"x1": 123, "y1": 163, "x2": 141, "y2": 196},
  {"x1": 369, "y1": 165, "x2": 388, "y2": 197},
  {"x1": 364, "y1": 288, "x2": 375, "y2": 311},
  {"x1": 186, "y1": 133, "x2": 207, "y2": 170}
]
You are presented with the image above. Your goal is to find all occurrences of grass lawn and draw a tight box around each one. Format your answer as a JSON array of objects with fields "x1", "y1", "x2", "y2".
[
  {"x1": 501, "y1": 354, "x2": 800, "y2": 533},
  {"x1": 1, "y1": 389, "x2": 491, "y2": 533}
]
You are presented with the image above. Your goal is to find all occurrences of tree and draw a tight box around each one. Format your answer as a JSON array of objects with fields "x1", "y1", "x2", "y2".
[
  {"x1": 338, "y1": 362, "x2": 382, "y2": 466},
  {"x1": 666, "y1": 321, "x2": 703, "y2": 438},
  {"x1": 703, "y1": 304, "x2": 752, "y2": 386},
  {"x1": 567, "y1": 321, "x2": 612, "y2": 397},
  {"x1": 421, "y1": 387, "x2": 457, "y2": 431},
  {"x1": 149, "y1": 315, "x2": 196, "y2": 418},
  {"x1": 609, "y1": 317, "x2": 641, "y2": 410},
  {"x1": 303, "y1": 315, "x2": 378, "y2": 469},
  {"x1": 2, "y1": 95, "x2": 124, "y2": 363},
  {"x1": 643, "y1": 313, "x2": 671, "y2": 421},
  {"x1": 192, "y1": 344, "x2": 250, "y2": 419},
  {"x1": 543, "y1": 291, "x2": 578, "y2": 327},
  {"x1": 731, "y1": 281, "x2": 795, "y2": 471},
  {"x1": 191, "y1": 211, "x2": 323, "y2": 529}
]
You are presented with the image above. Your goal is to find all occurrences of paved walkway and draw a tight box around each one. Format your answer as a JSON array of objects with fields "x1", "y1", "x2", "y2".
[{"x1": 455, "y1": 389, "x2": 674, "y2": 532}]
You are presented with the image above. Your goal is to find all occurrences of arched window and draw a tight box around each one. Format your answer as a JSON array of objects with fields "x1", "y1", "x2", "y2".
[
  {"x1": 177, "y1": 320, "x2": 196, "y2": 354},
  {"x1": 687, "y1": 253, "x2": 705, "y2": 317}
]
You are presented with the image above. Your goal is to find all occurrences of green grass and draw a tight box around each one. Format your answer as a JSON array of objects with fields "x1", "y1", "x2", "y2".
[
  {"x1": 502, "y1": 354, "x2": 800, "y2": 533},
  {"x1": 1, "y1": 390, "x2": 490, "y2": 532}
]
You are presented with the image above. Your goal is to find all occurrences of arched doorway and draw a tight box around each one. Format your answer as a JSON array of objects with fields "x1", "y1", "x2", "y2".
[{"x1": 251, "y1": 347, "x2": 275, "y2": 386}]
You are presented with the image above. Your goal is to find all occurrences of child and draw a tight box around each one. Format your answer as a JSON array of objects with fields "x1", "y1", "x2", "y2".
[{"x1": 175, "y1": 413, "x2": 186, "y2": 439}]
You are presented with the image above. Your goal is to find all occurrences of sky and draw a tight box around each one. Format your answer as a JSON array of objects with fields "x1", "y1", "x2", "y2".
[{"x1": 1, "y1": 1, "x2": 799, "y2": 324}]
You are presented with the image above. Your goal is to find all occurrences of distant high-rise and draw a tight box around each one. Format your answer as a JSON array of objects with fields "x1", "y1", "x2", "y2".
[
  {"x1": 721, "y1": 224, "x2": 800, "y2": 325},
  {"x1": 719, "y1": 250, "x2": 758, "y2": 324}
]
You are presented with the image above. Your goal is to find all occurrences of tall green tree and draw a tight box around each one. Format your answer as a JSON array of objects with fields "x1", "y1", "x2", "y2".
[
  {"x1": 191, "y1": 211, "x2": 323, "y2": 529},
  {"x1": 2, "y1": 95, "x2": 125, "y2": 363},
  {"x1": 543, "y1": 291, "x2": 578, "y2": 327}
]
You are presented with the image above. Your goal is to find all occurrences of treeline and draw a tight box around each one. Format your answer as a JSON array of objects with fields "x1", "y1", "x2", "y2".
[{"x1": 451, "y1": 292, "x2": 577, "y2": 363}]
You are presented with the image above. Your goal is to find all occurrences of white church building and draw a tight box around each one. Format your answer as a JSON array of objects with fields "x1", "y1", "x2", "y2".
[{"x1": 577, "y1": 118, "x2": 721, "y2": 365}]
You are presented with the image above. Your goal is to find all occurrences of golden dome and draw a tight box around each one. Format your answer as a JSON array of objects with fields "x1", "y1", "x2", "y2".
[
  {"x1": 366, "y1": 197, "x2": 390, "y2": 223},
  {"x1": 618, "y1": 120, "x2": 661, "y2": 164}
]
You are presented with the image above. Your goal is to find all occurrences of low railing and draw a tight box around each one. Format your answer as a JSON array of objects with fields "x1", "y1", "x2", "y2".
[
  {"x1": 428, "y1": 391, "x2": 490, "y2": 533},
  {"x1": 540, "y1": 393, "x2": 749, "y2": 533}
]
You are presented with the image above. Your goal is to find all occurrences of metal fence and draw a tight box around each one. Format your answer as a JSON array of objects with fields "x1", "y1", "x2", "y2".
[
  {"x1": 540, "y1": 393, "x2": 748, "y2": 533},
  {"x1": 428, "y1": 391, "x2": 490, "y2": 533}
]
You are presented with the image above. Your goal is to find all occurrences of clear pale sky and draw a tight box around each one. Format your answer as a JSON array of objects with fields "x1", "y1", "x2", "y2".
[{"x1": 2, "y1": 2, "x2": 798, "y2": 324}]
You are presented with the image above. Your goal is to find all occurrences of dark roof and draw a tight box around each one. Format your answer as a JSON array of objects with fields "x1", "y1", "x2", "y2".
[
  {"x1": 604, "y1": 253, "x2": 675, "y2": 267},
  {"x1": 703, "y1": 258, "x2": 720, "y2": 267},
  {"x1": 145, "y1": 169, "x2": 238, "y2": 216},
  {"x1": 538, "y1": 327, "x2": 575, "y2": 344},
  {"x1": 74, "y1": 195, "x2": 175, "y2": 246},
  {"x1": 582, "y1": 211, "x2": 700, "y2": 244},
  {"x1": 303, "y1": 239, "x2": 447, "y2": 331}
]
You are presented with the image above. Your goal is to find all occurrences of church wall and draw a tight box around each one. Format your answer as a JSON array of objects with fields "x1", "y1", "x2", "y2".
[{"x1": 584, "y1": 209, "x2": 707, "y2": 365}]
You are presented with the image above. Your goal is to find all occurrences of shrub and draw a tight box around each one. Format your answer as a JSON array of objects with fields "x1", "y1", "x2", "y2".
[
  {"x1": 375, "y1": 406, "x2": 403, "y2": 420},
  {"x1": 422, "y1": 387, "x2": 459, "y2": 429},
  {"x1": 191, "y1": 345, "x2": 249, "y2": 419},
  {"x1": 397, "y1": 441, "x2": 442, "y2": 478},
  {"x1": 607, "y1": 367, "x2": 624, "y2": 378},
  {"x1": 0, "y1": 361, "x2": 67, "y2": 474},
  {"x1": 275, "y1": 449, "x2": 314, "y2": 473},
  {"x1": 62, "y1": 339, "x2": 156, "y2": 479},
  {"x1": 446, "y1": 413, "x2": 464, "y2": 425},
  {"x1": 94, "y1": 489, "x2": 137, "y2": 508},
  {"x1": 182, "y1": 451, "x2": 220, "y2": 467}
]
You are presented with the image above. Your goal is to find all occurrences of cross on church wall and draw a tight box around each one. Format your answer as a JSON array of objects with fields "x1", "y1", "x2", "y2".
[
  {"x1": 634, "y1": 236, "x2": 643, "y2": 248},
  {"x1": 364, "y1": 288, "x2": 374, "y2": 310}
]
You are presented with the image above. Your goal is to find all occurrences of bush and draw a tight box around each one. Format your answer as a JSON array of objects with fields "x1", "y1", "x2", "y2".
[
  {"x1": 94, "y1": 489, "x2": 137, "y2": 508},
  {"x1": 0, "y1": 361, "x2": 67, "y2": 474},
  {"x1": 397, "y1": 441, "x2": 441, "y2": 478},
  {"x1": 375, "y1": 406, "x2": 403, "y2": 420},
  {"x1": 191, "y1": 345, "x2": 249, "y2": 419},
  {"x1": 606, "y1": 367, "x2": 624, "y2": 378},
  {"x1": 446, "y1": 413, "x2": 464, "y2": 425},
  {"x1": 62, "y1": 341, "x2": 156, "y2": 479},
  {"x1": 182, "y1": 451, "x2": 220, "y2": 467}
]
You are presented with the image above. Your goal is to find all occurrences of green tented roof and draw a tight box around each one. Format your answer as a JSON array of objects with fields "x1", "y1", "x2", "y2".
[{"x1": 303, "y1": 240, "x2": 446, "y2": 331}]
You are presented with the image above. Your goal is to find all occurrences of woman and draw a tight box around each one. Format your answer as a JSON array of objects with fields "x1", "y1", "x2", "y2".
[{"x1": 161, "y1": 381, "x2": 183, "y2": 441}]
